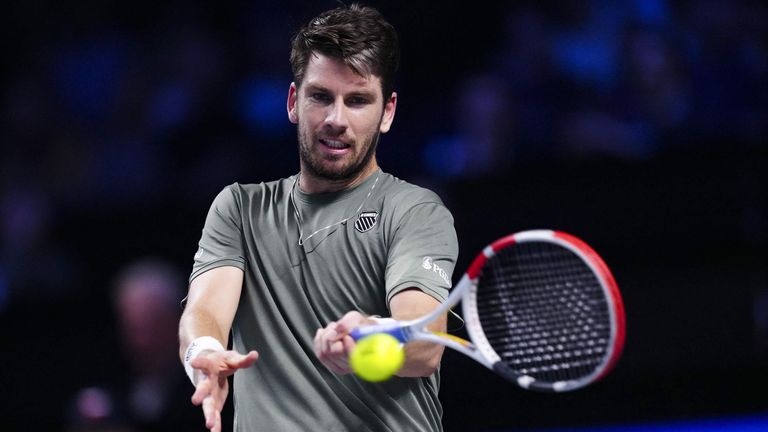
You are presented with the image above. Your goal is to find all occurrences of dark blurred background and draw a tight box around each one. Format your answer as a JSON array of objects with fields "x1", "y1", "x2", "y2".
[{"x1": 1, "y1": 0, "x2": 766, "y2": 431}]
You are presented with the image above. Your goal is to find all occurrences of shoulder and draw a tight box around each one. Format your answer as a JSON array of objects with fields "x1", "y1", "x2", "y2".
[
  {"x1": 377, "y1": 172, "x2": 454, "y2": 231},
  {"x1": 217, "y1": 177, "x2": 295, "y2": 203},
  {"x1": 379, "y1": 172, "x2": 446, "y2": 208},
  {"x1": 205, "y1": 178, "x2": 294, "y2": 219}
]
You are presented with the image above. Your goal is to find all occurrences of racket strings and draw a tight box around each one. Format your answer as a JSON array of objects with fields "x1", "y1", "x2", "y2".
[{"x1": 476, "y1": 242, "x2": 612, "y2": 384}]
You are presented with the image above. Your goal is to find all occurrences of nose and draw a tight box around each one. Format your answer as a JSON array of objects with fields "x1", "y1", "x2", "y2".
[{"x1": 324, "y1": 99, "x2": 349, "y2": 132}]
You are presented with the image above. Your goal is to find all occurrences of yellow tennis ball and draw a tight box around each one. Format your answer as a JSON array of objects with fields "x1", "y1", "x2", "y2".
[{"x1": 349, "y1": 333, "x2": 405, "y2": 382}]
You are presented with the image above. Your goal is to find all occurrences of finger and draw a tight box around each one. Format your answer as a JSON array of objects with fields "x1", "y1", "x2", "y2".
[
  {"x1": 202, "y1": 395, "x2": 219, "y2": 430},
  {"x1": 316, "y1": 325, "x2": 336, "y2": 355},
  {"x1": 336, "y1": 315, "x2": 367, "y2": 339},
  {"x1": 325, "y1": 322, "x2": 343, "y2": 342},
  {"x1": 331, "y1": 341, "x2": 352, "y2": 368},
  {"x1": 327, "y1": 323, "x2": 348, "y2": 351},
  {"x1": 330, "y1": 322, "x2": 350, "y2": 341},
  {"x1": 212, "y1": 408, "x2": 222, "y2": 432},
  {"x1": 341, "y1": 335, "x2": 356, "y2": 355},
  {"x1": 323, "y1": 340, "x2": 352, "y2": 373},
  {"x1": 324, "y1": 331, "x2": 338, "y2": 354},
  {"x1": 317, "y1": 340, "x2": 341, "y2": 360},
  {"x1": 336, "y1": 311, "x2": 364, "y2": 334},
  {"x1": 335, "y1": 322, "x2": 350, "y2": 336},
  {"x1": 328, "y1": 339, "x2": 347, "y2": 356},
  {"x1": 224, "y1": 350, "x2": 259, "y2": 369},
  {"x1": 191, "y1": 376, "x2": 211, "y2": 405}
]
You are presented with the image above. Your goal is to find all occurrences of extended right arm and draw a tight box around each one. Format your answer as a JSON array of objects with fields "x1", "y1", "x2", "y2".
[
  {"x1": 179, "y1": 266, "x2": 244, "y2": 359},
  {"x1": 179, "y1": 266, "x2": 258, "y2": 432}
]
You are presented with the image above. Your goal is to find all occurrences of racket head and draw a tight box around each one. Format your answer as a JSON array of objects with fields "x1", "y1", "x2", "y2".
[{"x1": 463, "y1": 230, "x2": 625, "y2": 392}]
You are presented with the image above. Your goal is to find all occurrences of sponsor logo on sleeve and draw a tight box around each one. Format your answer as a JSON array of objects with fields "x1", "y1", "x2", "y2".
[
  {"x1": 421, "y1": 256, "x2": 451, "y2": 285},
  {"x1": 422, "y1": 256, "x2": 433, "y2": 270}
]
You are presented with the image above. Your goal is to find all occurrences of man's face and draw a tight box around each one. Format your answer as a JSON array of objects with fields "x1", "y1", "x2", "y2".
[{"x1": 287, "y1": 54, "x2": 396, "y2": 182}]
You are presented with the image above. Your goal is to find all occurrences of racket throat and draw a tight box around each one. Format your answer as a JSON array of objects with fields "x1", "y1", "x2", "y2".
[
  {"x1": 350, "y1": 322, "x2": 411, "y2": 343},
  {"x1": 395, "y1": 326, "x2": 413, "y2": 343}
]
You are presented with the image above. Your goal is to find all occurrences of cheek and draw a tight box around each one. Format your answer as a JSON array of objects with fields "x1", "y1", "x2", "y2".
[
  {"x1": 352, "y1": 111, "x2": 384, "y2": 136},
  {"x1": 298, "y1": 106, "x2": 325, "y2": 129},
  {"x1": 298, "y1": 116, "x2": 316, "y2": 142}
]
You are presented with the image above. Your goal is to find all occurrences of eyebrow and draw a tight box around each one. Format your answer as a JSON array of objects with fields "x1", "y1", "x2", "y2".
[
  {"x1": 304, "y1": 84, "x2": 378, "y2": 100},
  {"x1": 347, "y1": 89, "x2": 378, "y2": 100}
]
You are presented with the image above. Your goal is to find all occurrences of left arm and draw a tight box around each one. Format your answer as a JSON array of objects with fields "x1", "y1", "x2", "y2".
[{"x1": 388, "y1": 289, "x2": 446, "y2": 377}]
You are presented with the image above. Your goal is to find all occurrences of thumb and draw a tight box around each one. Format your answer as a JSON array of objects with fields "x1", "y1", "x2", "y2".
[
  {"x1": 335, "y1": 311, "x2": 365, "y2": 335},
  {"x1": 225, "y1": 350, "x2": 259, "y2": 369},
  {"x1": 335, "y1": 321, "x2": 351, "y2": 336}
]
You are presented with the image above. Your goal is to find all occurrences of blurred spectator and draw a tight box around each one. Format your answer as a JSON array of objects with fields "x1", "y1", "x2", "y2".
[
  {"x1": 557, "y1": 23, "x2": 686, "y2": 161},
  {"x1": 0, "y1": 184, "x2": 80, "y2": 307},
  {"x1": 495, "y1": 5, "x2": 565, "y2": 161},
  {"x1": 423, "y1": 73, "x2": 513, "y2": 178},
  {"x1": 68, "y1": 259, "x2": 202, "y2": 432},
  {"x1": 681, "y1": 0, "x2": 767, "y2": 147}
]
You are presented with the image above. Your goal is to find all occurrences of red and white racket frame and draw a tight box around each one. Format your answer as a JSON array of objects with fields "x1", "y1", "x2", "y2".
[
  {"x1": 351, "y1": 229, "x2": 626, "y2": 392},
  {"x1": 462, "y1": 229, "x2": 626, "y2": 391}
]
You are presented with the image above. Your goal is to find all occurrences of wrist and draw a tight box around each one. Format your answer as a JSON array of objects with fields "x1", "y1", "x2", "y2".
[{"x1": 183, "y1": 336, "x2": 225, "y2": 385}]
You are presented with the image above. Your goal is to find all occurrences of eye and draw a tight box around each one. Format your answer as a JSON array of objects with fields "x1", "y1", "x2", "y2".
[
  {"x1": 309, "y1": 92, "x2": 331, "y2": 104},
  {"x1": 347, "y1": 95, "x2": 371, "y2": 106}
]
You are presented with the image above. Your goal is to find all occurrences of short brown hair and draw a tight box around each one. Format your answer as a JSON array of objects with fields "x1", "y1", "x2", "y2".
[{"x1": 290, "y1": 4, "x2": 400, "y2": 100}]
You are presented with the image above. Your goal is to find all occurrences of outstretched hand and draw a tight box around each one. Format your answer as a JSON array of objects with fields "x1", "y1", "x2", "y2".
[{"x1": 190, "y1": 350, "x2": 259, "y2": 432}]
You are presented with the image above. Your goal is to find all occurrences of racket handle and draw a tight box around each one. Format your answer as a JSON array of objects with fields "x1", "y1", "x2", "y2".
[{"x1": 350, "y1": 323, "x2": 408, "y2": 343}]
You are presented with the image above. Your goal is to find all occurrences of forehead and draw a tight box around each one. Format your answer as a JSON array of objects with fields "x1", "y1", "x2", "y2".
[{"x1": 301, "y1": 53, "x2": 383, "y2": 96}]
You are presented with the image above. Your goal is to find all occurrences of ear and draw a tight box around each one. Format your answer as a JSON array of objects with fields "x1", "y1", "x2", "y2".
[
  {"x1": 287, "y1": 82, "x2": 299, "y2": 124},
  {"x1": 379, "y1": 91, "x2": 397, "y2": 134}
]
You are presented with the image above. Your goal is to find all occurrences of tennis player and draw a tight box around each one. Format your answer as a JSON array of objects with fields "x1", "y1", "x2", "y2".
[{"x1": 179, "y1": 4, "x2": 458, "y2": 431}]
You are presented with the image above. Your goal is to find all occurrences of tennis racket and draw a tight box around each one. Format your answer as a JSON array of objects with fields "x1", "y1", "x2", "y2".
[{"x1": 350, "y1": 229, "x2": 625, "y2": 392}]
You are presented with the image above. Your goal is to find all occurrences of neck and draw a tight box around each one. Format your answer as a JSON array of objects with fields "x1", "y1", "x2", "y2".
[{"x1": 298, "y1": 162, "x2": 379, "y2": 194}]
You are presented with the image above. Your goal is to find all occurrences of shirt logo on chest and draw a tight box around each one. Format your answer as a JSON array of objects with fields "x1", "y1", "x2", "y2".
[{"x1": 354, "y1": 211, "x2": 379, "y2": 233}]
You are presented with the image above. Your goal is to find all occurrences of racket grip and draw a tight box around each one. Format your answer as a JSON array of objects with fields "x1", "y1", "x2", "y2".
[{"x1": 350, "y1": 323, "x2": 408, "y2": 343}]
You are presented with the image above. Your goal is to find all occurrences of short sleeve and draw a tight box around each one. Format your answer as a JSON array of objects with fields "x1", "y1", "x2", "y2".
[
  {"x1": 190, "y1": 185, "x2": 247, "y2": 282},
  {"x1": 385, "y1": 200, "x2": 458, "y2": 305}
]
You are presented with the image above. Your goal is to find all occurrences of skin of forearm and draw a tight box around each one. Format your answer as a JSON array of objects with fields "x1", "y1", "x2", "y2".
[
  {"x1": 178, "y1": 307, "x2": 229, "y2": 362},
  {"x1": 393, "y1": 313, "x2": 447, "y2": 377},
  {"x1": 397, "y1": 339, "x2": 445, "y2": 377},
  {"x1": 386, "y1": 290, "x2": 448, "y2": 377}
]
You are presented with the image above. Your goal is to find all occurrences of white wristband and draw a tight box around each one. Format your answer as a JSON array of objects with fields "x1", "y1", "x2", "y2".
[{"x1": 184, "y1": 336, "x2": 225, "y2": 385}]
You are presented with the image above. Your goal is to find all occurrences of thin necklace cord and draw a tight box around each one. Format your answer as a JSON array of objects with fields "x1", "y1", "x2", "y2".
[{"x1": 290, "y1": 173, "x2": 381, "y2": 246}]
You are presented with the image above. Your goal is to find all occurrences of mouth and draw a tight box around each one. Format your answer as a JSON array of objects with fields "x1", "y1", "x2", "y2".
[{"x1": 319, "y1": 138, "x2": 352, "y2": 153}]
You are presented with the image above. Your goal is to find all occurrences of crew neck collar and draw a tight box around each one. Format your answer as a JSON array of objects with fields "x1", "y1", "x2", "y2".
[{"x1": 292, "y1": 169, "x2": 382, "y2": 205}]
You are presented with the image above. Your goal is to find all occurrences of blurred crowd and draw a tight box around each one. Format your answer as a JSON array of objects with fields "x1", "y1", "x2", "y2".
[
  {"x1": 422, "y1": 0, "x2": 765, "y2": 176},
  {"x1": 0, "y1": 0, "x2": 765, "y2": 429},
  {"x1": 2, "y1": 0, "x2": 766, "y2": 306}
]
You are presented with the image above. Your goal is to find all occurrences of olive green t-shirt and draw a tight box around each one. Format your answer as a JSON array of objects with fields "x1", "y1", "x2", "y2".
[{"x1": 191, "y1": 169, "x2": 458, "y2": 432}]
